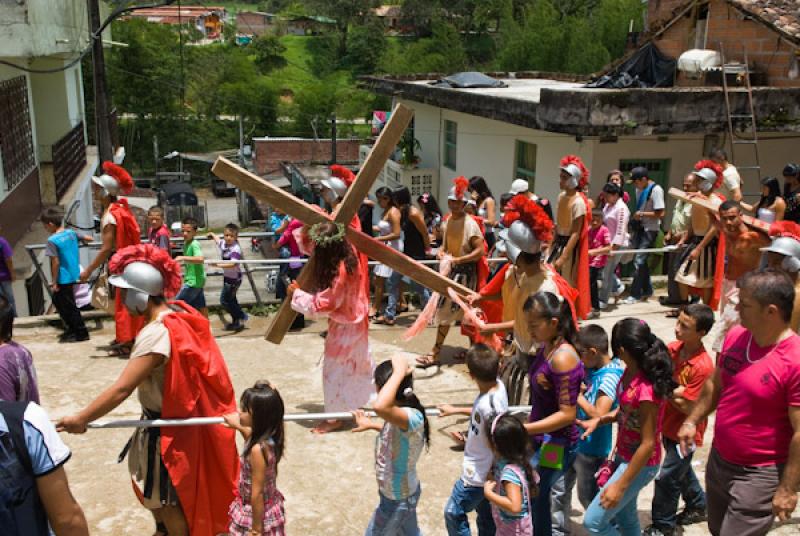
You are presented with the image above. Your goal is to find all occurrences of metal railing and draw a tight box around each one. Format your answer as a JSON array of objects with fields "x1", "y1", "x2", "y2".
[{"x1": 52, "y1": 122, "x2": 87, "y2": 200}]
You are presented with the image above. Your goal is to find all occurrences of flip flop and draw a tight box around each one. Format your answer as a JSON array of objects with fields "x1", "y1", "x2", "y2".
[{"x1": 416, "y1": 353, "x2": 439, "y2": 368}]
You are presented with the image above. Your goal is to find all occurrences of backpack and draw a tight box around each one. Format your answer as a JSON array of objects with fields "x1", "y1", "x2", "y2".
[{"x1": 0, "y1": 401, "x2": 49, "y2": 536}]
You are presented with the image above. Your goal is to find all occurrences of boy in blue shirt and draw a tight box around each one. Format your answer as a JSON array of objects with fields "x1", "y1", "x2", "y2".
[
  {"x1": 42, "y1": 207, "x2": 89, "y2": 342},
  {"x1": 551, "y1": 324, "x2": 624, "y2": 535}
]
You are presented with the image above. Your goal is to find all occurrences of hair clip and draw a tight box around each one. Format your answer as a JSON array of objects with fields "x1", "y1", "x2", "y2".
[{"x1": 402, "y1": 387, "x2": 413, "y2": 398}]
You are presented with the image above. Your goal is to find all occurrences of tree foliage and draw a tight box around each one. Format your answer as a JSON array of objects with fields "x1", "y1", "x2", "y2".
[{"x1": 251, "y1": 34, "x2": 288, "y2": 73}]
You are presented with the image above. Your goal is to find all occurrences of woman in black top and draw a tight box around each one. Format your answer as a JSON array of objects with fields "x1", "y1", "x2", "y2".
[
  {"x1": 391, "y1": 186, "x2": 431, "y2": 310},
  {"x1": 417, "y1": 192, "x2": 443, "y2": 249},
  {"x1": 783, "y1": 163, "x2": 800, "y2": 223}
]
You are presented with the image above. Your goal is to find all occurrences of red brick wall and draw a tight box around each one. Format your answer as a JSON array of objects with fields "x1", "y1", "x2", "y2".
[
  {"x1": 253, "y1": 138, "x2": 365, "y2": 175},
  {"x1": 651, "y1": 0, "x2": 800, "y2": 87}
]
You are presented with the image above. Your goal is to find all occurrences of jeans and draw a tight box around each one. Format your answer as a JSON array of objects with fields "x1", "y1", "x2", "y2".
[
  {"x1": 444, "y1": 478, "x2": 495, "y2": 536},
  {"x1": 175, "y1": 285, "x2": 206, "y2": 310},
  {"x1": 532, "y1": 442, "x2": 578, "y2": 536},
  {"x1": 276, "y1": 266, "x2": 304, "y2": 328},
  {"x1": 583, "y1": 458, "x2": 660, "y2": 535},
  {"x1": 366, "y1": 486, "x2": 422, "y2": 536},
  {"x1": 629, "y1": 229, "x2": 658, "y2": 299},
  {"x1": 220, "y1": 278, "x2": 245, "y2": 323},
  {"x1": 590, "y1": 266, "x2": 603, "y2": 309},
  {"x1": 551, "y1": 451, "x2": 606, "y2": 535},
  {"x1": 52, "y1": 283, "x2": 88, "y2": 338},
  {"x1": 599, "y1": 255, "x2": 621, "y2": 305},
  {"x1": 0, "y1": 280, "x2": 15, "y2": 316},
  {"x1": 665, "y1": 249, "x2": 684, "y2": 303},
  {"x1": 651, "y1": 438, "x2": 706, "y2": 529},
  {"x1": 385, "y1": 270, "x2": 401, "y2": 321}
]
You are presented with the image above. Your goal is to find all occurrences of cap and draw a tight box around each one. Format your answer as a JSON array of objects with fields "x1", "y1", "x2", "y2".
[
  {"x1": 510, "y1": 178, "x2": 530, "y2": 195},
  {"x1": 627, "y1": 166, "x2": 649, "y2": 184}
]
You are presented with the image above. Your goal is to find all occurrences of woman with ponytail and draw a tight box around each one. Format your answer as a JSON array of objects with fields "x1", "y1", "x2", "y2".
[
  {"x1": 521, "y1": 291, "x2": 584, "y2": 535},
  {"x1": 582, "y1": 318, "x2": 675, "y2": 536},
  {"x1": 352, "y1": 355, "x2": 429, "y2": 535}
]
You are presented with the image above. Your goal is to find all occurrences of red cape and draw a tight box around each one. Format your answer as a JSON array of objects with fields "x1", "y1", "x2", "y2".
[
  {"x1": 550, "y1": 268, "x2": 580, "y2": 329},
  {"x1": 478, "y1": 262, "x2": 508, "y2": 336},
  {"x1": 161, "y1": 304, "x2": 239, "y2": 536},
  {"x1": 574, "y1": 193, "x2": 592, "y2": 320},
  {"x1": 109, "y1": 200, "x2": 144, "y2": 343}
]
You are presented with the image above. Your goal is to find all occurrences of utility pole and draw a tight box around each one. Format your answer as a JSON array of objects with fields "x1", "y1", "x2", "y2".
[
  {"x1": 88, "y1": 0, "x2": 113, "y2": 163},
  {"x1": 330, "y1": 113, "x2": 337, "y2": 164}
]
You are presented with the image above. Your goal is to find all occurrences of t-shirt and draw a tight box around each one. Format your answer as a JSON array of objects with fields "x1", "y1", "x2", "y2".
[
  {"x1": 45, "y1": 229, "x2": 81, "y2": 285},
  {"x1": 528, "y1": 346, "x2": 584, "y2": 445},
  {"x1": 501, "y1": 267, "x2": 560, "y2": 353},
  {"x1": 148, "y1": 225, "x2": 171, "y2": 251},
  {"x1": 493, "y1": 461, "x2": 531, "y2": 521},
  {"x1": 130, "y1": 311, "x2": 172, "y2": 412},
  {"x1": 277, "y1": 219, "x2": 303, "y2": 258},
  {"x1": 635, "y1": 183, "x2": 665, "y2": 232},
  {"x1": 182, "y1": 239, "x2": 205, "y2": 288},
  {"x1": 615, "y1": 371, "x2": 664, "y2": 466},
  {"x1": 462, "y1": 380, "x2": 508, "y2": 487},
  {"x1": 721, "y1": 165, "x2": 742, "y2": 199},
  {"x1": 0, "y1": 342, "x2": 39, "y2": 403},
  {"x1": 670, "y1": 200, "x2": 692, "y2": 235},
  {"x1": 0, "y1": 236, "x2": 12, "y2": 282},
  {"x1": 714, "y1": 326, "x2": 800, "y2": 466},
  {"x1": 603, "y1": 199, "x2": 629, "y2": 248},
  {"x1": 374, "y1": 407, "x2": 425, "y2": 500},
  {"x1": 0, "y1": 402, "x2": 71, "y2": 475},
  {"x1": 577, "y1": 358, "x2": 624, "y2": 458},
  {"x1": 442, "y1": 215, "x2": 482, "y2": 258},
  {"x1": 218, "y1": 240, "x2": 243, "y2": 281},
  {"x1": 662, "y1": 341, "x2": 714, "y2": 445},
  {"x1": 589, "y1": 225, "x2": 610, "y2": 268}
]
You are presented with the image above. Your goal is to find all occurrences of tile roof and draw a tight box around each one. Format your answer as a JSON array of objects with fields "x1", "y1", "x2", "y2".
[{"x1": 727, "y1": 0, "x2": 800, "y2": 45}]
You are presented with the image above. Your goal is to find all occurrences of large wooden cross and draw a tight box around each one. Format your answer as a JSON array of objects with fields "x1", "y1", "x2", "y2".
[
  {"x1": 668, "y1": 187, "x2": 770, "y2": 233},
  {"x1": 212, "y1": 103, "x2": 478, "y2": 344}
]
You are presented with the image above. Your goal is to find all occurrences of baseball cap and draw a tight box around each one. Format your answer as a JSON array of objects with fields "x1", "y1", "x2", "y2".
[
  {"x1": 510, "y1": 178, "x2": 530, "y2": 195},
  {"x1": 626, "y1": 166, "x2": 649, "y2": 184},
  {"x1": 784, "y1": 163, "x2": 799, "y2": 178}
]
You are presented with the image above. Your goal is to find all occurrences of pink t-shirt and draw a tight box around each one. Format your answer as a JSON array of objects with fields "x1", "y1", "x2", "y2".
[
  {"x1": 589, "y1": 225, "x2": 610, "y2": 268},
  {"x1": 615, "y1": 371, "x2": 664, "y2": 466},
  {"x1": 602, "y1": 199, "x2": 630, "y2": 248},
  {"x1": 713, "y1": 325, "x2": 800, "y2": 466}
]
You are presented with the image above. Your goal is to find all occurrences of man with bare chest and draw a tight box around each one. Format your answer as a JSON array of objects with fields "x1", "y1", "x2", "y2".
[{"x1": 710, "y1": 200, "x2": 770, "y2": 352}]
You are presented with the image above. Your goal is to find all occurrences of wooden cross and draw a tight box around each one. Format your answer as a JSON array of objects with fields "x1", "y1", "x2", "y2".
[
  {"x1": 668, "y1": 187, "x2": 770, "y2": 233},
  {"x1": 212, "y1": 103, "x2": 478, "y2": 344}
]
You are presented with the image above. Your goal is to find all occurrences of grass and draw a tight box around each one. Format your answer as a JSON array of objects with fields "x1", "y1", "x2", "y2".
[{"x1": 271, "y1": 35, "x2": 318, "y2": 90}]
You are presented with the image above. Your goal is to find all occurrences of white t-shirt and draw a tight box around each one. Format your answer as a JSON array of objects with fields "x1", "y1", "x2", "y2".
[
  {"x1": 721, "y1": 166, "x2": 742, "y2": 198},
  {"x1": 462, "y1": 380, "x2": 508, "y2": 487},
  {"x1": 636, "y1": 183, "x2": 665, "y2": 232}
]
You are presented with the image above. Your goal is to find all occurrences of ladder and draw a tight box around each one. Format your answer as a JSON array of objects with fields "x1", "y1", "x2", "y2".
[{"x1": 719, "y1": 44, "x2": 761, "y2": 183}]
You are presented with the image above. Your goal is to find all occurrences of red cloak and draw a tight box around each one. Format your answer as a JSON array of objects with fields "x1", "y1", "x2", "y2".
[
  {"x1": 161, "y1": 303, "x2": 239, "y2": 536},
  {"x1": 109, "y1": 200, "x2": 144, "y2": 343},
  {"x1": 574, "y1": 193, "x2": 592, "y2": 320}
]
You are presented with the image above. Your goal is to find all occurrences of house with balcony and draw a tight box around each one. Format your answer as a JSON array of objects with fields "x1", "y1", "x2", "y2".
[{"x1": 360, "y1": 0, "x2": 799, "y2": 212}]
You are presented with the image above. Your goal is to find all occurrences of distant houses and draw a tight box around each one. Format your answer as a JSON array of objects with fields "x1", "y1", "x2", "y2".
[{"x1": 124, "y1": 5, "x2": 227, "y2": 40}]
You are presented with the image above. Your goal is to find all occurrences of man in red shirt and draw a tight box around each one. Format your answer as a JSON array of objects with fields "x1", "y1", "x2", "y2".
[
  {"x1": 645, "y1": 304, "x2": 715, "y2": 536},
  {"x1": 679, "y1": 269, "x2": 800, "y2": 536}
]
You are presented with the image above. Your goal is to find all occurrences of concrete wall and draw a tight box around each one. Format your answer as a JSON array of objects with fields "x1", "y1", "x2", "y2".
[
  {"x1": 29, "y1": 58, "x2": 84, "y2": 162},
  {"x1": 0, "y1": 1, "x2": 87, "y2": 58}
]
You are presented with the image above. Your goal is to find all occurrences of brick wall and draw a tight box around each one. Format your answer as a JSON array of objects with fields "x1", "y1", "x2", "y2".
[
  {"x1": 253, "y1": 138, "x2": 365, "y2": 176},
  {"x1": 651, "y1": 0, "x2": 799, "y2": 87}
]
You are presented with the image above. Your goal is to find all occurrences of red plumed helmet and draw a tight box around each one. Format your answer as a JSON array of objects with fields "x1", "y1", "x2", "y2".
[
  {"x1": 559, "y1": 155, "x2": 590, "y2": 189},
  {"x1": 330, "y1": 164, "x2": 355, "y2": 187},
  {"x1": 693, "y1": 159, "x2": 724, "y2": 190},
  {"x1": 502, "y1": 194, "x2": 554, "y2": 242},
  {"x1": 102, "y1": 161, "x2": 134, "y2": 194},
  {"x1": 769, "y1": 221, "x2": 800, "y2": 241},
  {"x1": 108, "y1": 244, "x2": 183, "y2": 297},
  {"x1": 453, "y1": 176, "x2": 469, "y2": 200}
]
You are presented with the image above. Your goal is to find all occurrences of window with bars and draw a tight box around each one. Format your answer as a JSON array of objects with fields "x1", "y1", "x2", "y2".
[
  {"x1": 443, "y1": 120, "x2": 457, "y2": 170},
  {"x1": 0, "y1": 76, "x2": 37, "y2": 193},
  {"x1": 409, "y1": 173, "x2": 435, "y2": 197},
  {"x1": 514, "y1": 140, "x2": 537, "y2": 188}
]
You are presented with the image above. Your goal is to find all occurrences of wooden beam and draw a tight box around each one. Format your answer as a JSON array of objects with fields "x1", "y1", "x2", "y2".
[
  {"x1": 345, "y1": 228, "x2": 476, "y2": 298},
  {"x1": 264, "y1": 256, "x2": 318, "y2": 344},
  {"x1": 212, "y1": 157, "x2": 331, "y2": 226},
  {"x1": 333, "y1": 103, "x2": 414, "y2": 222},
  {"x1": 668, "y1": 187, "x2": 770, "y2": 233}
]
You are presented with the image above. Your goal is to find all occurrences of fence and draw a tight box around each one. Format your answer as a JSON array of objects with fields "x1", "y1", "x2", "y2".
[{"x1": 52, "y1": 122, "x2": 87, "y2": 200}]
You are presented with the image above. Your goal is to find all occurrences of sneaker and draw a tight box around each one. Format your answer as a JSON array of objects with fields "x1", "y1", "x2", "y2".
[
  {"x1": 611, "y1": 282, "x2": 625, "y2": 297},
  {"x1": 224, "y1": 322, "x2": 242, "y2": 332},
  {"x1": 676, "y1": 507, "x2": 707, "y2": 526},
  {"x1": 598, "y1": 301, "x2": 608, "y2": 310},
  {"x1": 621, "y1": 296, "x2": 641, "y2": 305},
  {"x1": 242, "y1": 312, "x2": 249, "y2": 325},
  {"x1": 60, "y1": 332, "x2": 90, "y2": 343},
  {"x1": 642, "y1": 525, "x2": 675, "y2": 536},
  {"x1": 587, "y1": 310, "x2": 600, "y2": 319}
]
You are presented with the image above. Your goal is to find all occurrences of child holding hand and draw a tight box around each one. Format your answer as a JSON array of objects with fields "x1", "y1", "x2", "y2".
[
  {"x1": 225, "y1": 381, "x2": 286, "y2": 536},
  {"x1": 352, "y1": 354, "x2": 430, "y2": 535}
]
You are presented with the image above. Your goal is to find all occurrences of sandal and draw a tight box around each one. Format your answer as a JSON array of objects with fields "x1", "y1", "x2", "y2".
[
  {"x1": 448, "y1": 430, "x2": 467, "y2": 445},
  {"x1": 416, "y1": 342, "x2": 441, "y2": 368},
  {"x1": 108, "y1": 344, "x2": 132, "y2": 358},
  {"x1": 665, "y1": 308, "x2": 681, "y2": 318}
]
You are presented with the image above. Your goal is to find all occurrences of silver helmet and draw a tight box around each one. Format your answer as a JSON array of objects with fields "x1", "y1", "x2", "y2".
[
  {"x1": 761, "y1": 236, "x2": 800, "y2": 273},
  {"x1": 91, "y1": 173, "x2": 120, "y2": 197},
  {"x1": 320, "y1": 176, "x2": 348, "y2": 201},
  {"x1": 692, "y1": 167, "x2": 717, "y2": 193},
  {"x1": 559, "y1": 163, "x2": 581, "y2": 189},
  {"x1": 108, "y1": 261, "x2": 165, "y2": 314},
  {"x1": 498, "y1": 220, "x2": 543, "y2": 264}
]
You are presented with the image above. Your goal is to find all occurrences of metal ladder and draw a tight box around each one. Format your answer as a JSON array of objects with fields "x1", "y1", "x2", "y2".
[{"x1": 719, "y1": 44, "x2": 761, "y2": 183}]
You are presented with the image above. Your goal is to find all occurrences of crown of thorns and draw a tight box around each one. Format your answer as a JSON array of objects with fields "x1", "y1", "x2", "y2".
[{"x1": 309, "y1": 221, "x2": 346, "y2": 246}]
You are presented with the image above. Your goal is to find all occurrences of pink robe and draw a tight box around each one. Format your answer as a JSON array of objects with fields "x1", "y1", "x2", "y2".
[{"x1": 290, "y1": 251, "x2": 374, "y2": 412}]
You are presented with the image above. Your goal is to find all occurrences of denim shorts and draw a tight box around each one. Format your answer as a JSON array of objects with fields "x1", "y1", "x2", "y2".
[{"x1": 176, "y1": 285, "x2": 206, "y2": 310}]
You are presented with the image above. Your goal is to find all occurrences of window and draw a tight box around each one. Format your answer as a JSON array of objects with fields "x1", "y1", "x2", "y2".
[
  {"x1": 514, "y1": 141, "x2": 537, "y2": 189},
  {"x1": 618, "y1": 159, "x2": 671, "y2": 209},
  {"x1": 443, "y1": 120, "x2": 457, "y2": 170}
]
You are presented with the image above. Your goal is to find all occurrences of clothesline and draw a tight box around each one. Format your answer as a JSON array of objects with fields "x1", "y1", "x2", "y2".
[{"x1": 84, "y1": 406, "x2": 533, "y2": 429}]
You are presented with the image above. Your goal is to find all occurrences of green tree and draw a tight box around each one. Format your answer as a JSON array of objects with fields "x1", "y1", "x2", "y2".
[
  {"x1": 595, "y1": 0, "x2": 645, "y2": 59},
  {"x1": 400, "y1": 0, "x2": 439, "y2": 37},
  {"x1": 341, "y1": 17, "x2": 387, "y2": 75},
  {"x1": 291, "y1": 77, "x2": 340, "y2": 137},
  {"x1": 306, "y1": 0, "x2": 373, "y2": 56},
  {"x1": 251, "y1": 34, "x2": 288, "y2": 73},
  {"x1": 563, "y1": 17, "x2": 611, "y2": 73},
  {"x1": 497, "y1": 0, "x2": 566, "y2": 72}
]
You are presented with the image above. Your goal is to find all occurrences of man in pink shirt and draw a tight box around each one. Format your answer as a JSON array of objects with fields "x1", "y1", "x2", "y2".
[{"x1": 678, "y1": 268, "x2": 800, "y2": 535}]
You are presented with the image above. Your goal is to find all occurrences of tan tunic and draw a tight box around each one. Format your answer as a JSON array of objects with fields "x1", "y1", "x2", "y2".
[
  {"x1": 437, "y1": 216, "x2": 482, "y2": 324},
  {"x1": 555, "y1": 191, "x2": 587, "y2": 286},
  {"x1": 675, "y1": 194, "x2": 721, "y2": 288},
  {"x1": 501, "y1": 266, "x2": 560, "y2": 353}
]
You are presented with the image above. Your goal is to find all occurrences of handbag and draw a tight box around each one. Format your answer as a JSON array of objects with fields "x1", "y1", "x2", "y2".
[
  {"x1": 91, "y1": 267, "x2": 115, "y2": 314},
  {"x1": 595, "y1": 403, "x2": 627, "y2": 488}
]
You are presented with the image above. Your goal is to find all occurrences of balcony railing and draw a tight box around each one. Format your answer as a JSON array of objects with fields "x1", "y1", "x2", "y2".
[{"x1": 52, "y1": 122, "x2": 86, "y2": 200}]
